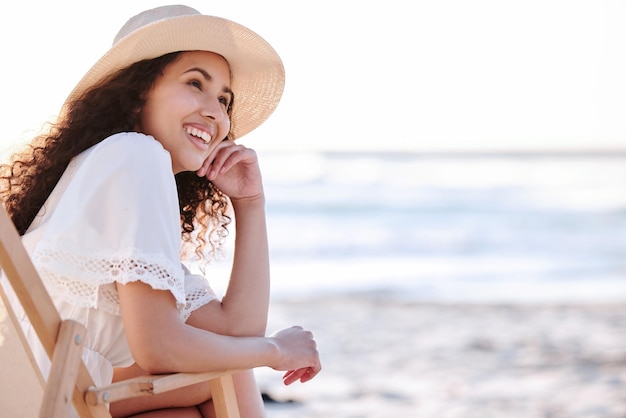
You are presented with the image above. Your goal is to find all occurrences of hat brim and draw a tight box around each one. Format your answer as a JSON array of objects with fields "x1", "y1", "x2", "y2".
[{"x1": 64, "y1": 14, "x2": 285, "y2": 139}]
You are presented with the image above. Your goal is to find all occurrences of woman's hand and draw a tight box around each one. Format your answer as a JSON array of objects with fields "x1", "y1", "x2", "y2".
[
  {"x1": 196, "y1": 140, "x2": 263, "y2": 201},
  {"x1": 269, "y1": 326, "x2": 322, "y2": 385}
]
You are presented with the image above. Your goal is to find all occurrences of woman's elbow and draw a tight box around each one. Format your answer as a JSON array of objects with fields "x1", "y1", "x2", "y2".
[{"x1": 128, "y1": 336, "x2": 182, "y2": 374}]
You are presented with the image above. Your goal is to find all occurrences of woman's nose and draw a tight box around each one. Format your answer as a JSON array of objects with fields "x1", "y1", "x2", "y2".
[{"x1": 200, "y1": 95, "x2": 225, "y2": 120}]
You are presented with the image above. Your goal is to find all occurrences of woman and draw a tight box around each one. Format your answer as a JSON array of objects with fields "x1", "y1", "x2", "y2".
[{"x1": 0, "y1": 5, "x2": 320, "y2": 418}]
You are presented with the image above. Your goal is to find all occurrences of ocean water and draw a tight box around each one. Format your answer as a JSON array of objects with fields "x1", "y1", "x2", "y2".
[{"x1": 218, "y1": 151, "x2": 626, "y2": 304}]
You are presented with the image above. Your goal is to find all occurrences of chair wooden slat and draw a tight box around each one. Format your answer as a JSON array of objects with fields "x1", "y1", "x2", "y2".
[
  {"x1": 40, "y1": 320, "x2": 88, "y2": 418},
  {"x1": 210, "y1": 375, "x2": 241, "y2": 418}
]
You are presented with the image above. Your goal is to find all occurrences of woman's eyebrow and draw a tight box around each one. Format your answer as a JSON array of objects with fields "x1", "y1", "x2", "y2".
[
  {"x1": 185, "y1": 67, "x2": 211, "y2": 80},
  {"x1": 184, "y1": 67, "x2": 233, "y2": 95}
]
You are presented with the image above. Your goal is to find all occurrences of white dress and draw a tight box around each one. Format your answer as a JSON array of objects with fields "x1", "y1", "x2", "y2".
[{"x1": 1, "y1": 132, "x2": 218, "y2": 401}]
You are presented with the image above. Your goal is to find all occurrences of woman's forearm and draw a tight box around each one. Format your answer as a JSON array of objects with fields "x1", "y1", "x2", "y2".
[
  {"x1": 142, "y1": 323, "x2": 279, "y2": 374},
  {"x1": 219, "y1": 194, "x2": 270, "y2": 335}
]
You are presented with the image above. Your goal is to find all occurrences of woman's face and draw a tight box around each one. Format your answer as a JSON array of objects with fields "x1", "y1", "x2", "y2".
[{"x1": 138, "y1": 51, "x2": 232, "y2": 174}]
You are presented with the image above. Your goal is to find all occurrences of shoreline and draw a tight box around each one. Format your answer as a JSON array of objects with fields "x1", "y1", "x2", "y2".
[{"x1": 260, "y1": 294, "x2": 626, "y2": 418}]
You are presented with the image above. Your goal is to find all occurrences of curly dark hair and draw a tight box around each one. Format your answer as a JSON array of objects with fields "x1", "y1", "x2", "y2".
[{"x1": 0, "y1": 51, "x2": 231, "y2": 259}]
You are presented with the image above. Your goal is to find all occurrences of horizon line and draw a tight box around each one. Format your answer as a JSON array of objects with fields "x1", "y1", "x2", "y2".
[{"x1": 258, "y1": 148, "x2": 626, "y2": 158}]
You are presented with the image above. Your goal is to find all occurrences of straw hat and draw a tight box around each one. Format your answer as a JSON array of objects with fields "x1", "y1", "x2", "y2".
[{"x1": 64, "y1": 4, "x2": 285, "y2": 139}]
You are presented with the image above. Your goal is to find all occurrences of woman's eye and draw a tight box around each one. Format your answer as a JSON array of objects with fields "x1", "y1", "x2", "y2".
[
  {"x1": 219, "y1": 97, "x2": 231, "y2": 108},
  {"x1": 189, "y1": 79, "x2": 202, "y2": 90}
]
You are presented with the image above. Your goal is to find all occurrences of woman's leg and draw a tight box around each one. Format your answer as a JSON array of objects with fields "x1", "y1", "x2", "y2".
[
  {"x1": 197, "y1": 370, "x2": 265, "y2": 418},
  {"x1": 109, "y1": 364, "x2": 212, "y2": 418},
  {"x1": 128, "y1": 406, "x2": 203, "y2": 418},
  {"x1": 187, "y1": 299, "x2": 267, "y2": 418}
]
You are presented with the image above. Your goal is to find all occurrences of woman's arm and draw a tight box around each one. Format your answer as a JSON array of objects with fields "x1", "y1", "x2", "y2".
[
  {"x1": 118, "y1": 140, "x2": 319, "y2": 380},
  {"x1": 220, "y1": 194, "x2": 270, "y2": 335},
  {"x1": 117, "y1": 281, "x2": 319, "y2": 379},
  {"x1": 194, "y1": 142, "x2": 271, "y2": 336}
]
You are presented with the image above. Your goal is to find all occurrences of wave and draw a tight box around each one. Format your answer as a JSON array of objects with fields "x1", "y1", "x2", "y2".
[{"x1": 227, "y1": 152, "x2": 626, "y2": 303}]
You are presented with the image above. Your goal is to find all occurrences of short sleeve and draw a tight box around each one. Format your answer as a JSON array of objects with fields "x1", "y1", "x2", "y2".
[
  {"x1": 31, "y1": 133, "x2": 186, "y2": 314},
  {"x1": 179, "y1": 264, "x2": 219, "y2": 322}
]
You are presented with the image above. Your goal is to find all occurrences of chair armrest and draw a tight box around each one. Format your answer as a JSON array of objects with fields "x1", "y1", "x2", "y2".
[{"x1": 85, "y1": 369, "x2": 242, "y2": 405}]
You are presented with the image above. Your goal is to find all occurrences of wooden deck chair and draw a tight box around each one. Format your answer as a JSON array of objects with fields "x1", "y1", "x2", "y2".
[{"x1": 0, "y1": 204, "x2": 241, "y2": 418}]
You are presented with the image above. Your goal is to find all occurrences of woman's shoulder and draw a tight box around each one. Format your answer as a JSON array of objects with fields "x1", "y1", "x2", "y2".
[
  {"x1": 81, "y1": 132, "x2": 172, "y2": 172},
  {"x1": 95, "y1": 132, "x2": 167, "y2": 155}
]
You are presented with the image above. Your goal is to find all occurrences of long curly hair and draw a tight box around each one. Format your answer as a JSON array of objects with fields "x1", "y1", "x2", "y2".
[{"x1": 0, "y1": 51, "x2": 231, "y2": 260}]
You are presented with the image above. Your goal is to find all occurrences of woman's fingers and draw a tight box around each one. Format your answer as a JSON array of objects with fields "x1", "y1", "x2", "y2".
[
  {"x1": 197, "y1": 142, "x2": 255, "y2": 180},
  {"x1": 282, "y1": 367, "x2": 319, "y2": 385},
  {"x1": 201, "y1": 143, "x2": 235, "y2": 180},
  {"x1": 196, "y1": 156, "x2": 212, "y2": 177},
  {"x1": 282, "y1": 369, "x2": 304, "y2": 385},
  {"x1": 196, "y1": 141, "x2": 264, "y2": 199},
  {"x1": 196, "y1": 140, "x2": 236, "y2": 178},
  {"x1": 209, "y1": 145, "x2": 242, "y2": 179}
]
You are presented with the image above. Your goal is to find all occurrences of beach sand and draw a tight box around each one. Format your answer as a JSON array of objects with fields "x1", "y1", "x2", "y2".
[{"x1": 256, "y1": 294, "x2": 626, "y2": 418}]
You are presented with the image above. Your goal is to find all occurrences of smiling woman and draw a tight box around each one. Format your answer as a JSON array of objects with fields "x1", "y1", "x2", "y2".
[{"x1": 0, "y1": 5, "x2": 320, "y2": 418}]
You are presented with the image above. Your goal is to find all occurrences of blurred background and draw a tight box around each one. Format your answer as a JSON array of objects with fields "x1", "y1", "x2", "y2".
[
  {"x1": 2, "y1": 1, "x2": 626, "y2": 417},
  {"x1": 260, "y1": 150, "x2": 626, "y2": 303}
]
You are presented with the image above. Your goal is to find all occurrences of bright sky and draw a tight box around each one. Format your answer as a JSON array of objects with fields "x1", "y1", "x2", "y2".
[{"x1": 1, "y1": 0, "x2": 625, "y2": 153}]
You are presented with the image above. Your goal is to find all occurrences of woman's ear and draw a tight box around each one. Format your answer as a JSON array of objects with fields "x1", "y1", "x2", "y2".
[{"x1": 133, "y1": 107, "x2": 143, "y2": 131}]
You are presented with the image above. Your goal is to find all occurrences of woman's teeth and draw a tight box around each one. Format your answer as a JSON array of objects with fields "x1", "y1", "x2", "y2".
[{"x1": 186, "y1": 127, "x2": 212, "y2": 143}]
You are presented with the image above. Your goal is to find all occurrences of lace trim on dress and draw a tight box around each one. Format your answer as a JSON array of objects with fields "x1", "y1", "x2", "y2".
[
  {"x1": 32, "y1": 240, "x2": 186, "y2": 316},
  {"x1": 180, "y1": 284, "x2": 218, "y2": 322}
]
